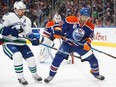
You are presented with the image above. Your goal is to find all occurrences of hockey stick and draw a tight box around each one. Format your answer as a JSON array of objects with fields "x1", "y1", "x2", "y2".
[
  {"x1": 61, "y1": 37, "x2": 116, "y2": 59},
  {"x1": 2, "y1": 38, "x2": 81, "y2": 59}
]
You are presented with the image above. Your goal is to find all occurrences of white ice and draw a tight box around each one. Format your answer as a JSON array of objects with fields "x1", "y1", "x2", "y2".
[{"x1": 0, "y1": 44, "x2": 116, "y2": 87}]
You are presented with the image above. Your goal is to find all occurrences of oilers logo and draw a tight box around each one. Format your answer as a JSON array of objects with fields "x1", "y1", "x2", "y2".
[{"x1": 72, "y1": 28, "x2": 85, "y2": 41}]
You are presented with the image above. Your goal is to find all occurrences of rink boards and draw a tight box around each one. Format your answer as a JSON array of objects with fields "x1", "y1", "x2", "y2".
[{"x1": 92, "y1": 27, "x2": 116, "y2": 47}]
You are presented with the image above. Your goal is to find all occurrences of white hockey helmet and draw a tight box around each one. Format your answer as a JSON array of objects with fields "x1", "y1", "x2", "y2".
[
  {"x1": 14, "y1": 1, "x2": 26, "y2": 10},
  {"x1": 53, "y1": 13, "x2": 61, "y2": 23}
]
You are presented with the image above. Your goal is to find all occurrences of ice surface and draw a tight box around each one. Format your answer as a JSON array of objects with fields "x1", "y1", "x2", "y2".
[{"x1": 0, "y1": 45, "x2": 116, "y2": 87}]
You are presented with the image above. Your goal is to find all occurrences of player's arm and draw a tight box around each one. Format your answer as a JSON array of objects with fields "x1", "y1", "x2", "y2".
[
  {"x1": 0, "y1": 14, "x2": 13, "y2": 36},
  {"x1": 52, "y1": 20, "x2": 65, "y2": 39},
  {"x1": 44, "y1": 21, "x2": 55, "y2": 40},
  {"x1": 23, "y1": 18, "x2": 40, "y2": 46},
  {"x1": 82, "y1": 21, "x2": 95, "y2": 51},
  {"x1": 0, "y1": 13, "x2": 21, "y2": 37}
]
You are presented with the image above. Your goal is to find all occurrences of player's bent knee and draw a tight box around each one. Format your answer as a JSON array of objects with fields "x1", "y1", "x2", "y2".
[
  {"x1": 81, "y1": 50, "x2": 93, "y2": 62},
  {"x1": 26, "y1": 57, "x2": 36, "y2": 66},
  {"x1": 56, "y1": 52, "x2": 69, "y2": 60},
  {"x1": 12, "y1": 52, "x2": 23, "y2": 64}
]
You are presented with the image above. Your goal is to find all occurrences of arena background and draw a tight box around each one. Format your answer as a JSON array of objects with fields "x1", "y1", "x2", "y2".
[
  {"x1": 0, "y1": 0, "x2": 116, "y2": 27},
  {"x1": 0, "y1": 1, "x2": 116, "y2": 87},
  {"x1": 0, "y1": 0, "x2": 116, "y2": 48}
]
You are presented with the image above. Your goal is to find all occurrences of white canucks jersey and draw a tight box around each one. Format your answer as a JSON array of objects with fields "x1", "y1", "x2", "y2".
[{"x1": 0, "y1": 12, "x2": 32, "y2": 45}]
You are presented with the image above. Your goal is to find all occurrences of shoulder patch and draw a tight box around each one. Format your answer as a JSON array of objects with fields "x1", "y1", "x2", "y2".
[
  {"x1": 85, "y1": 21, "x2": 94, "y2": 30},
  {"x1": 46, "y1": 20, "x2": 55, "y2": 28},
  {"x1": 66, "y1": 16, "x2": 79, "y2": 24}
]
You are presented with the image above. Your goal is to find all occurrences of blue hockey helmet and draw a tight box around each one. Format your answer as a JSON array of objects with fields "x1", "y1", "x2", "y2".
[{"x1": 80, "y1": 7, "x2": 90, "y2": 16}]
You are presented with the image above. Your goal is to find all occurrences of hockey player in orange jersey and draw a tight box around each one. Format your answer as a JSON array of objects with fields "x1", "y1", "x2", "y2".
[{"x1": 44, "y1": 7, "x2": 105, "y2": 83}]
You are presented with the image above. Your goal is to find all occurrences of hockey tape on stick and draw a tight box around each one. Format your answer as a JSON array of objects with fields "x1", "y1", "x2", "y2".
[{"x1": 61, "y1": 37, "x2": 116, "y2": 59}]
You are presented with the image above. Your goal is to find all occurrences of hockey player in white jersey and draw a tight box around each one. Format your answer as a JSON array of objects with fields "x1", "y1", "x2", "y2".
[{"x1": 0, "y1": 1, "x2": 42, "y2": 85}]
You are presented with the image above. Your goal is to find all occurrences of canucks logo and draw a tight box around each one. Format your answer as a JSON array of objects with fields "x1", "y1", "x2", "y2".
[{"x1": 72, "y1": 28, "x2": 85, "y2": 41}]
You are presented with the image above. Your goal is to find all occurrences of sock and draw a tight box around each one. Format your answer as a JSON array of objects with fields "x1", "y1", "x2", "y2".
[
  {"x1": 49, "y1": 54, "x2": 65, "y2": 76},
  {"x1": 88, "y1": 54, "x2": 99, "y2": 76},
  {"x1": 13, "y1": 52, "x2": 24, "y2": 79},
  {"x1": 26, "y1": 57, "x2": 37, "y2": 74}
]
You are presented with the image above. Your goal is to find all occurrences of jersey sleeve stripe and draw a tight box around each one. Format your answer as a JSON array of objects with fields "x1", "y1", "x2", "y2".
[{"x1": 65, "y1": 16, "x2": 79, "y2": 24}]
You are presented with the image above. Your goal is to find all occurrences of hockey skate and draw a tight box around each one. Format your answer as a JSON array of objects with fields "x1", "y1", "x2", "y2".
[
  {"x1": 94, "y1": 75, "x2": 105, "y2": 80},
  {"x1": 90, "y1": 70, "x2": 105, "y2": 80},
  {"x1": 44, "y1": 76, "x2": 54, "y2": 83},
  {"x1": 18, "y1": 77, "x2": 28, "y2": 85},
  {"x1": 32, "y1": 73, "x2": 42, "y2": 81}
]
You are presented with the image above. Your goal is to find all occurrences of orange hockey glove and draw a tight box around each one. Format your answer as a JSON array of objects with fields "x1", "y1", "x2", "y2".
[{"x1": 83, "y1": 43, "x2": 91, "y2": 51}]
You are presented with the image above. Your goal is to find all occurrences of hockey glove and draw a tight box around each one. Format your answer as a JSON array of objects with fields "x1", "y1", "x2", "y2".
[
  {"x1": 11, "y1": 26, "x2": 24, "y2": 38},
  {"x1": 81, "y1": 39, "x2": 91, "y2": 51},
  {"x1": 11, "y1": 28, "x2": 19, "y2": 38},
  {"x1": 83, "y1": 43, "x2": 91, "y2": 51},
  {"x1": 31, "y1": 38, "x2": 39, "y2": 46},
  {"x1": 27, "y1": 33, "x2": 39, "y2": 46},
  {"x1": 53, "y1": 26, "x2": 62, "y2": 39}
]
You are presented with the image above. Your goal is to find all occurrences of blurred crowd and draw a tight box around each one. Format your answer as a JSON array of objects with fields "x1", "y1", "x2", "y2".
[
  {"x1": 0, "y1": 0, "x2": 115, "y2": 27},
  {"x1": 58, "y1": 0, "x2": 115, "y2": 27},
  {"x1": 0, "y1": 0, "x2": 59, "y2": 27}
]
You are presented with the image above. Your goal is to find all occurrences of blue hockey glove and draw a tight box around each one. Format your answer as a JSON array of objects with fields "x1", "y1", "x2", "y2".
[
  {"x1": 0, "y1": 25, "x2": 23, "y2": 38},
  {"x1": 11, "y1": 28, "x2": 19, "y2": 38},
  {"x1": 27, "y1": 33, "x2": 39, "y2": 46},
  {"x1": 11, "y1": 26, "x2": 24, "y2": 38},
  {"x1": 31, "y1": 38, "x2": 39, "y2": 46}
]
